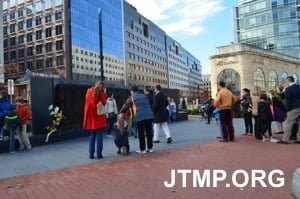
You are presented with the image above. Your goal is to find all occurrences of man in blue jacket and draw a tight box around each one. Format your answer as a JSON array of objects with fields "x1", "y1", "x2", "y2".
[
  {"x1": 0, "y1": 91, "x2": 10, "y2": 141},
  {"x1": 278, "y1": 76, "x2": 300, "y2": 144}
]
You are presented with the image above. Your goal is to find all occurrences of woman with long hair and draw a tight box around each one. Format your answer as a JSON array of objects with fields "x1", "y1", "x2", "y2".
[
  {"x1": 252, "y1": 87, "x2": 262, "y2": 140},
  {"x1": 83, "y1": 81, "x2": 107, "y2": 159}
]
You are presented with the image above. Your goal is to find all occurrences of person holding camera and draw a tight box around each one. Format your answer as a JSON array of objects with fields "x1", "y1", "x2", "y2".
[{"x1": 83, "y1": 81, "x2": 107, "y2": 159}]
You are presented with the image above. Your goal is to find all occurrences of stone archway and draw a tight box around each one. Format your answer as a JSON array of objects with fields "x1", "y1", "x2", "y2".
[
  {"x1": 268, "y1": 70, "x2": 278, "y2": 91},
  {"x1": 217, "y1": 69, "x2": 241, "y2": 94},
  {"x1": 254, "y1": 68, "x2": 266, "y2": 91}
]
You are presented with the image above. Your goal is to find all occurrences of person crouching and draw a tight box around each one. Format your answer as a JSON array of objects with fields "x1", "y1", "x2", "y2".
[{"x1": 115, "y1": 113, "x2": 130, "y2": 155}]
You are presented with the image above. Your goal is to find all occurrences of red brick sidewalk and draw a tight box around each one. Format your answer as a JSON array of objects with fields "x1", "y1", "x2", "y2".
[{"x1": 0, "y1": 136, "x2": 298, "y2": 199}]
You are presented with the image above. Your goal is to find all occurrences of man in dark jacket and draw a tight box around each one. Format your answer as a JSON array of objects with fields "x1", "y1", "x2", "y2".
[
  {"x1": 279, "y1": 76, "x2": 300, "y2": 144},
  {"x1": 0, "y1": 91, "x2": 10, "y2": 141},
  {"x1": 153, "y1": 85, "x2": 172, "y2": 144},
  {"x1": 241, "y1": 88, "x2": 253, "y2": 136}
]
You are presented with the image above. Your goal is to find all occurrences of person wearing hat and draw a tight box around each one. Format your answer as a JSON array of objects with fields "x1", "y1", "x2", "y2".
[
  {"x1": 241, "y1": 88, "x2": 253, "y2": 136},
  {"x1": 4, "y1": 104, "x2": 22, "y2": 153}
]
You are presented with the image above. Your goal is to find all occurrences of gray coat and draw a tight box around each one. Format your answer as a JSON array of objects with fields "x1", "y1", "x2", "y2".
[{"x1": 120, "y1": 92, "x2": 153, "y2": 122}]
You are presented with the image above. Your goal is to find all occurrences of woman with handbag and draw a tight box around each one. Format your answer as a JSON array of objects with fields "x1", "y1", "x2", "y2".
[
  {"x1": 105, "y1": 93, "x2": 118, "y2": 138},
  {"x1": 83, "y1": 81, "x2": 107, "y2": 159}
]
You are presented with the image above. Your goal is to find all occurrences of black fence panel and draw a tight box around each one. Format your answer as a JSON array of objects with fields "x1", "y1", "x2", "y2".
[
  {"x1": 31, "y1": 77, "x2": 181, "y2": 133},
  {"x1": 30, "y1": 77, "x2": 55, "y2": 134}
]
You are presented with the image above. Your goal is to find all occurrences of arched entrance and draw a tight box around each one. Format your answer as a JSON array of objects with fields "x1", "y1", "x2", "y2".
[{"x1": 217, "y1": 69, "x2": 241, "y2": 94}]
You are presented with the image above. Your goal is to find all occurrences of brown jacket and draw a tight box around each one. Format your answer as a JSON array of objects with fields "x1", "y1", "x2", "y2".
[{"x1": 214, "y1": 88, "x2": 236, "y2": 110}]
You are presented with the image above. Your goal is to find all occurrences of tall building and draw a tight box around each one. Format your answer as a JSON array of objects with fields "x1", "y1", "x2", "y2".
[
  {"x1": 2, "y1": 0, "x2": 125, "y2": 82},
  {"x1": 186, "y1": 51, "x2": 202, "y2": 99},
  {"x1": 124, "y1": 2, "x2": 168, "y2": 88},
  {"x1": 70, "y1": 0, "x2": 125, "y2": 83},
  {"x1": 165, "y1": 36, "x2": 189, "y2": 97},
  {"x1": 3, "y1": 0, "x2": 67, "y2": 79},
  {"x1": 0, "y1": 1, "x2": 4, "y2": 83},
  {"x1": 3, "y1": 0, "x2": 201, "y2": 98},
  {"x1": 201, "y1": 74, "x2": 211, "y2": 98},
  {"x1": 234, "y1": 0, "x2": 300, "y2": 58}
]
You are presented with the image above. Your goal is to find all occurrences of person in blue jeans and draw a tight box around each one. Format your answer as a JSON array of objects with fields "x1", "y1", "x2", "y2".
[
  {"x1": 213, "y1": 108, "x2": 223, "y2": 139},
  {"x1": 0, "y1": 91, "x2": 10, "y2": 141},
  {"x1": 83, "y1": 81, "x2": 107, "y2": 159},
  {"x1": 4, "y1": 104, "x2": 21, "y2": 153}
]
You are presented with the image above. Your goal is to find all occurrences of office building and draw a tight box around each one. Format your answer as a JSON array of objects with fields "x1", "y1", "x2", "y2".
[
  {"x1": 234, "y1": 0, "x2": 300, "y2": 58},
  {"x1": 3, "y1": 0, "x2": 67, "y2": 79},
  {"x1": 165, "y1": 36, "x2": 189, "y2": 97},
  {"x1": 201, "y1": 74, "x2": 211, "y2": 98},
  {"x1": 124, "y1": 2, "x2": 168, "y2": 87},
  {"x1": 3, "y1": 0, "x2": 202, "y2": 99},
  {"x1": 70, "y1": 0, "x2": 125, "y2": 82},
  {"x1": 2, "y1": 0, "x2": 125, "y2": 82},
  {"x1": 186, "y1": 51, "x2": 202, "y2": 99},
  {"x1": 0, "y1": 1, "x2": 4, "y2": 83}
]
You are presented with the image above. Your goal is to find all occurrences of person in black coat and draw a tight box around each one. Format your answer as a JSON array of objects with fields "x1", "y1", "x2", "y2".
[
  {"x1": 152, "y1": 85, "x2": 172, "y2": 144},
  {"x1": 241, "y1": 88, "x2": 253, "y2": 135},
  {"x1": 257, "y1": 93, "x2": 276, "y2": 142}
]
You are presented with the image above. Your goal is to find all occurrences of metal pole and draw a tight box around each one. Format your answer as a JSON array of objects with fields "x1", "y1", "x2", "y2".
[{"x1": 98, "y1": 9, "x2": 104, "y2": 81}]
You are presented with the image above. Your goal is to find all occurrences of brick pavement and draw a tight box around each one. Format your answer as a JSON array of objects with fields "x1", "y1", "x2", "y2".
[{"x1": 0, "y1": 135, "x2": 298, "y2": 199}]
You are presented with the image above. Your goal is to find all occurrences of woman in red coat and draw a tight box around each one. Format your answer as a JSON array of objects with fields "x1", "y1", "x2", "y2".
[{"x1": 83, "y1": 81, "x2": 107, "y2": 159}]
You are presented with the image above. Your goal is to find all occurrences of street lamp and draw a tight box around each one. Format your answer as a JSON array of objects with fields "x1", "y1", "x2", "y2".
[{"x1": 98, "y1": 9, "x2": 104, "y2": 81}]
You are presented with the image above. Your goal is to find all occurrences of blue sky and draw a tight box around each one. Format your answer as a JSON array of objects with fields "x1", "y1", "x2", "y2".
[{"x1": 126, "y1": 0, "x2": 236, "y2": 74}]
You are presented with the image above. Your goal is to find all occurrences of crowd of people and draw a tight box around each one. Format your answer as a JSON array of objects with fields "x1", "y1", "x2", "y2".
[
  {"x1": 0, "y1": 91, "x2": 32, "y2": 153},
  {"x1": 2, "y1": 76, "x2": 298, "y2": 157},
  {"x1": 213, "y1": 76, "x2": 300, "y2": 144},
  {"x1": 83, "y1": 82, "x2": 174, "y2": 159}
]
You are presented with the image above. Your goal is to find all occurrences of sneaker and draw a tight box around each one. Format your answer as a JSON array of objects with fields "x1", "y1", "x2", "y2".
[
  {"x1": 262, "y1": 137, "x2": 269, "y2": 142},
  {"x1": 136, "y1": 150, "x2": 146, "y2": 154},
  {"x1": 147, "y1": 149, "x2": 153, "y2": 153},
  {"x1": 106, "y1": 134, "x2": 114, "y2": 138},
  {"x1": 167, "y1": 137, "x2": 172, "y2": 144},
  {"x1": 153, "y1": 140, "x2": 160, "y2": 143},
  {"x1": 270, "y1": 138, "x2": 278, "y2": 143},
  {"x1": 18, "y1": 147, "x2": 25, "y2": 151},
  {"x1": 120, "y1": 146, "x2": 128, "y2": 154}
]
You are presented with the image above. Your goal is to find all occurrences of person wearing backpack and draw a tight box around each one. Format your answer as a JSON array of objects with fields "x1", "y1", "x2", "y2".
[
  {"x1": 0, "y1": 91, "x2": 10, "y2": 141},
  {"x1": 4, "y1": 104, "x2": 22, "y2": 153},
  {"x1": 15, "y1": 97, "x2": 32, "y2": 150}
]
